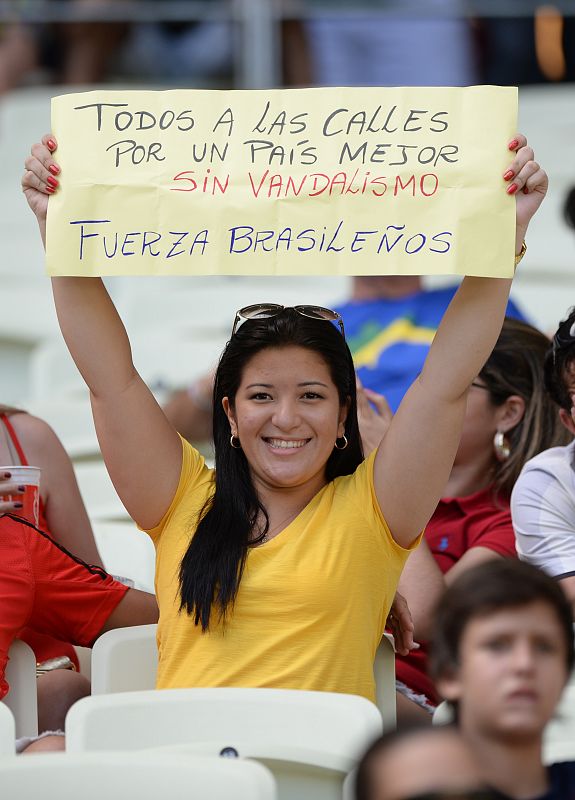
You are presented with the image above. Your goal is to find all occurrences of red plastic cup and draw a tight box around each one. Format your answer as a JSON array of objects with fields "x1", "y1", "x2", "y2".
[{"x1": 0, "y1": 465, "x2": 41, "y2": 526}]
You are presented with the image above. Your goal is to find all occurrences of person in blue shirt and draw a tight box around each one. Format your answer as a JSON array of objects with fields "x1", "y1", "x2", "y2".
[
  {"x1": 164, "y1": 275, "x2": 526, "y2": 439},
  {"x1": 336, "y1": 275, "x2": 526, "y2": 414}
]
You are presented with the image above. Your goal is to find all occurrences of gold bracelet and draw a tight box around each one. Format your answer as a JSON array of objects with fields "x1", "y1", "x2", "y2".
[{"x1": 514, "y1": 240, "x2": 527, "y2": 268}]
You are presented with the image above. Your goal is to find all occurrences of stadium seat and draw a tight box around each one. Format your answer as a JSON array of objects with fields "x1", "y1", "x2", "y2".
[
  {"x1": 91, "y1": 625, "x2": 158, "y2": 695},
  {"x1": 3, "y1": 640, "x2": 38, "y2": 739},
  {"x1": 0, "y1": 703, "x2": 16, "y2": 755},
  {"x1": 66, "y1": 687, "x2": 381, "y2": 800},
  {"x1": 90, "y1": 624, "x2": 396, "y2": 726},
  {"x1": 0, "y1": 751, "x2": 276, "y2": 799}
]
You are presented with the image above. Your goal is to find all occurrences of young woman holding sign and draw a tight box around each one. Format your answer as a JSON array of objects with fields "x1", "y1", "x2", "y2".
[{"x1": 22, "y1": 132, "x2": 545, "y2": 702}]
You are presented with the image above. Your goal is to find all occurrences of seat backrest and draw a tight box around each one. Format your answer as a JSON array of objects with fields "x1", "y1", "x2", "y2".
[
  {"x1": 67, "y1": 688, "x2": 381, "y2": 800},
  {"x1": 0, "y1": 701, "x2": 15, "y2": 755},
  {"x1": 3, "y1": 640, "x2": 38, "y2": 739},
  {"x1": 374, "y1": 634, "x2": 396, "y2": 730},
  {"x1": 68, "y1": 687, "x2": 381, "y2": 762},
  {"x1": 0, "y1": 752, "x2": 276, "y2": 800},
  {"x1": 90, "y1": 521, "x2": 155, "y2": 590},
  {"x1": 543, "y1": 677, "x2": 575, "y2": 764},
  {"x1": 91, "y1": 625, "x2": 158, "y2": 695},
  {"x1": 92, "y1": 624, "x2": 397, "y2": 726}
]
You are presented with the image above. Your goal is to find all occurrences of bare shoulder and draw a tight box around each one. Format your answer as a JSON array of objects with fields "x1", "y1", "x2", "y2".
[{"x1": 8, "y1": 412, "x2": 64, "y2": 461}]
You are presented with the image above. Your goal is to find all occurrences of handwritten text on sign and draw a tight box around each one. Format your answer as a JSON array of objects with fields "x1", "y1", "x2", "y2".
[{"x1": 47, "y1": 86, "x2": 517, "y2": 277}]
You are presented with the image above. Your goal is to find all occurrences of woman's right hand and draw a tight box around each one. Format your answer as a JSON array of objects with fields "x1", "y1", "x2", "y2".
[
  {"x1": 0, "y1": 472, "x2": 25, "y2": 514},
  {"x1": 22, "y1": 134, "x2": 60, "y2": 235}
]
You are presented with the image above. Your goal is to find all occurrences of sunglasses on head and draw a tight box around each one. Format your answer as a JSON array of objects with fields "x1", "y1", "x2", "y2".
[{"x1": 231, "y1": 303, "x2": 345, "y2": 338}]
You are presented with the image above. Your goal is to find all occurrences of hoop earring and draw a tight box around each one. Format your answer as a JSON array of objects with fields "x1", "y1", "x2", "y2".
[
  {"x1": 230, "y1": 434, "x2": 242, "y2": 449},
  {"x1": 334, "y1": 434, "x2": 348, "y2": 450},
  {"x1": 493, "y1": 431, "x2": 510, "y2": 462}
]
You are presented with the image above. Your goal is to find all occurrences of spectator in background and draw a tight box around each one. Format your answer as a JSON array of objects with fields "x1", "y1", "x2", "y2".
[
  {"x1": 0, "y1": 1, "x2": 127, "y2": 93},
  {"x1": 0, "y1": 405, "x2": 158, "y2": 743},
  {"x1": 305, "y1": 0, "x2": 478, "y2": 87},
  {"x1": 431, "y1": 559, "x2": 575, "y2": 799},
  {"x1": 0, "y1": 512, "x2": 158, "y2": 752},
  {"x1": 480, "y1": 8, "x2": 575, "y2": 85},
  {"x1": 512, "y1": 308, "x2": 575, "y2": 613},
  {"x1": 356, "y1": 724, "x2": 490, "y2": 800},
  {"x1": 356, "y1": 319, "x2": 570, "y2": 723}
]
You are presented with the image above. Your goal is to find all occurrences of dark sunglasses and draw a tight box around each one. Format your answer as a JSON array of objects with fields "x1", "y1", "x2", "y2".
[{"x1": 231, "y1": 303, "x2": 345, "y2": 338}]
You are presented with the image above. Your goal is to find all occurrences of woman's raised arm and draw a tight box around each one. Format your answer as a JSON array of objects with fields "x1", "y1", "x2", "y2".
[
  {"x1": 373, "y1": 134, "x2": 547, "y2": 549},
  {"x1": 22, "y1": 135, "x2": 182, "y2": 529}
]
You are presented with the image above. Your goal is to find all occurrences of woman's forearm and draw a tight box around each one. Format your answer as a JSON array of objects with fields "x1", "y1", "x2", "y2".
[
  {"x1": 51, "y1": 277, "x2": 136, "y2": 399},
  {"x1": 420, "y1": 274, "x2": 512, "y2": 402}
]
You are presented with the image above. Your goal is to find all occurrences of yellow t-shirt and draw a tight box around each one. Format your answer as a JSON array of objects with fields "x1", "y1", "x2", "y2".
[{"x1": 146, "y1": 438, "x2": 418, "y2": 702}]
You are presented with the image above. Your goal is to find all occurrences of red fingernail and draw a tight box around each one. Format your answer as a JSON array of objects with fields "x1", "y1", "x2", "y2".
[
  {"x1": 47, "y1": 139, "x2": 56, "y2": 151},
  {"x1": 507, "y1": 183, "x2": 518, "y2": 195},
  {"x1": 3, "y1": 472, "x2": 11, "y2": 478},
  {"x1": 46, "y1": 176, "x2": 59, "y2": 188},
  {"x1": 46, "y1": 186, "x2": 55, "y2": 194},
  {"x1": 14, "y1": 502, "x2": 23, "y2": 509},
  {"x1": 503, "y1": 169, "x2": 514, "y2": 181},
  {"x1": 48, "y1": 163, "x2": 60, "y2": 176},
  {"x1": 508, "y1": 139, "x2": 519, "y2": 150}
]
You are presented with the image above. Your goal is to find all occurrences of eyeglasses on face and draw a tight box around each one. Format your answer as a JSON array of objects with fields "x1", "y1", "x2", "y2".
[{"x1": 231, "y1": 303, "x2": 345, "y2": 338}]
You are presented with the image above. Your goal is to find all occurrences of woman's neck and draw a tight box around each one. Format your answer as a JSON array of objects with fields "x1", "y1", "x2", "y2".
[
  {"x1": 253, "y1": 480, "x2": 323, "y2": 542},
  {"x1": 444, "y1": 456, "x2": 496, "y2": 498}
]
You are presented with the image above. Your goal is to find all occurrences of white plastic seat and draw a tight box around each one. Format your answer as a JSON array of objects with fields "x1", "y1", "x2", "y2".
[
  {"x1": 74, "y1": 465, "x2": 131, "y2": 521},
  {"x1": 91, "y1": 624, "x2": 396, "y2": 727},
  {"x1": 91, "y1": 625, "x2": 158, "y2": 695},
  {"x1": 543, "y1": 675, "x2": 575, "y2": 765},
  {"x1": 3, "y1": 640, "x2": 38, "y2": 739},
  {"x1": 0, "y1": 702, "x2": 16, "y2": 755},
  {"x1": 90, "y1": 521, "x2": 155, "y2": 591},
  {"x1": 66, "y1": 687, "x2": 381, "y2": 800},
  {"x1": 25, "y1": 397, "x2": 100, "y2": 461},
  {"x1": 0, "y1": 751, "x2": 276, "y2": 800},
  {"x1": 374, "y1": 634, "x2": 396, "y2": 729}
]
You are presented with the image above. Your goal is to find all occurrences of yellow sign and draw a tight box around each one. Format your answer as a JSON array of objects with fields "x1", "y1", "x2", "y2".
[{"x1": 47, "y1": 86, "x2": 517, "y2": 277}]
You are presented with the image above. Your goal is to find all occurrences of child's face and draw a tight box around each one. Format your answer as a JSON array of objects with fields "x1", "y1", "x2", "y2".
[{"x1": 438, "y1": 601, "x2": 568, "y2": 741}]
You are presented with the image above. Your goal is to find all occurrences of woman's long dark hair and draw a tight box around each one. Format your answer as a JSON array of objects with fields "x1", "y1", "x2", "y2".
[
  {"x1": 479, "y1": 317, "x2": 572, "y2": 499},
  {"x1": 179, "y1": 308, "x2": 363, "y2": 630}
]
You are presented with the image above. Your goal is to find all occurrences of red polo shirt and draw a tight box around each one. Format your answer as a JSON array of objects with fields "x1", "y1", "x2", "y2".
[{"x1": 396, "y1": 487, "x2": 517, "y2": 704}]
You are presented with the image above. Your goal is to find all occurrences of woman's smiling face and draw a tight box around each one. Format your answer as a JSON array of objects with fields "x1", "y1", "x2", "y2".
[{"x1": 223, "y1": 345, "x2": 348, "y2": 496}]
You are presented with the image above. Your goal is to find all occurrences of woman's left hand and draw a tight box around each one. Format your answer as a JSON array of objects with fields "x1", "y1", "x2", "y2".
[
  {"x1": 504, "y1": 134, "x2": 549, "y2": 249},
  {"x1": 356, "y1": 378, "x2": 393, "y2": 455},
  {"x1": 386, "y1": 591, "x2": 419, "y2": 657}
]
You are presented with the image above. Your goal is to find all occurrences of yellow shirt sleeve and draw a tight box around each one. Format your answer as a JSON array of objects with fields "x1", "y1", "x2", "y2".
[{"x1": 144, "y1": 436, "x2": 213, "y2": 544}]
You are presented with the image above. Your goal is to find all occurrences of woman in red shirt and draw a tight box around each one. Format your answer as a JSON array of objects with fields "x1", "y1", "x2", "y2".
[{"x1": 358, "y1": 318, "x2": 572, "y2": 722}]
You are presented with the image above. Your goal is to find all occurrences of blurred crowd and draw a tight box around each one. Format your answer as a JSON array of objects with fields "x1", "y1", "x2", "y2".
[{"x1": 0, "y1": 0, "x2": 573, "y2": 92}]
